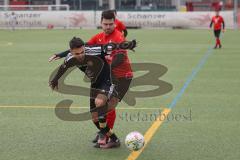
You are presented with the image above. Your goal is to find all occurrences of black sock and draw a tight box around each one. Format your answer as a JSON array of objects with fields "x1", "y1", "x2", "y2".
[
  {"x1": 109, "y1": 133, "x2": 118, "y2": 142},
  {"x1": 94, "y1": 121, "x2": 100, "y2": 130},
  {"x1": 99, "y1": 117, "x2": 111, "y2": 134},
  {"x1": 101, "y1": 126, "x2": 111, "y2": 134}
]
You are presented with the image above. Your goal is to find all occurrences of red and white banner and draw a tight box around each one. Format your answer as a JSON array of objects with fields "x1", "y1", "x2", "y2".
[
  {"x1": 115, "y1": 11, "x2": 234, "y2": 29},
  {"x1": 0, "y1": 11, "x2": 95, "y2": 29},
  {"x1": 0, "y1": 11, "x2": 234, "y2": 29}
]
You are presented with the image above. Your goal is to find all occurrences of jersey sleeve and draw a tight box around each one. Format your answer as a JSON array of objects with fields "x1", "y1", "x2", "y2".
[
  {"x1": 51, "y1": 57, "x2": 78, "y2": 83},
  {"x1": 221, "y1": 16, "x2": 225, "y2": 29},
  {"x1": 210, "y1": 17, "x2": 214, "y2": 28},
  {"x1": 119, "y1": 21, "x2": 126, "y2": 30},
  {"x1": 84, "y1": 45, "x2": 104, "y2": 56},
  {"x1": 56, "y1": 50, "x2": 70, "y2": 58},
  {"x1": 112, "y1": 33, "x2": 127, "y2": 54}
]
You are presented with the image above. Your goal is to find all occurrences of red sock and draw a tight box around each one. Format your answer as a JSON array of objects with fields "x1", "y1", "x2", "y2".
[
  {"x1": 106, "y1": 109, "x2": 116, "y2": 129},
  {"x1": 216, "y1": 38, "x2": 221, "y2": 45}
]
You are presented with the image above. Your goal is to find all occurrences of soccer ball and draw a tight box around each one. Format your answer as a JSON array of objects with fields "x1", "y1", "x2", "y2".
[{"x1": 125, "y1": 131, "x2": 145, "y2": 151}]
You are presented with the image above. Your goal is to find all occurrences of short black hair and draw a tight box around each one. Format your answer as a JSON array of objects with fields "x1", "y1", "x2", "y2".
[
  {"x1": 101, "y1": 10, "x2": 115, "y2": 21},
  {"x1": 69, "y1": 37, "x2": 84, "y2": 49}
]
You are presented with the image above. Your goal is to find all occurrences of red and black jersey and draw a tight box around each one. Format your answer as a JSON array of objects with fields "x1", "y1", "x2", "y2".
[
  {"x1": 115, "y1": 19, "x2": 126, "y2": 33},
  {"x1": 88, "y1": 29, "x2": 133, "y2": 78},
  {"x1": 210, "y1": 15, "x2": 225, "y2": 30}
]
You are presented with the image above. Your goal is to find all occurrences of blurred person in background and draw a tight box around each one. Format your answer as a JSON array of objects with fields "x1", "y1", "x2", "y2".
[
  {"x1": 210, "y1": 10, "x2": 225, "y2": 49},
  {"x1": 10, "y1": 12, "x2": 17, "y2": 31}
]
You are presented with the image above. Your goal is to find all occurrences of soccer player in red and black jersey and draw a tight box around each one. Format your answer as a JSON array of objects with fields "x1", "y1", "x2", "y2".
[
  {"x1": 210, "y1": 10, "x2": 225, "y2": 49},
  {"x1": 88, "y1": 10, "x2": 133, "y2": 148},
  {"x1": 111, "y1": 9, "x2": 128, "y2": 37}
]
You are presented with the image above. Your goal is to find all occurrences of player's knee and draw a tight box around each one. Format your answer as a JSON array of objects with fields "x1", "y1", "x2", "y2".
[
  {"x1": 95, "y1": 94, "x2": 108, "y2": 107},
  {"x1": 95, "y1": 97, "x2": 107, "y2": 107}
]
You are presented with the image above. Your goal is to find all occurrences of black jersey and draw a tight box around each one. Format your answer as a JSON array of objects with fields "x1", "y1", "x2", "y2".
[{"x1": 51, "y1": 46, "x2": 111, "y2": 86}]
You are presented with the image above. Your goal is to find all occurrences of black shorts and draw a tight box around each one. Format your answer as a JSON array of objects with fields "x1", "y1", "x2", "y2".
[
  {"x1": 89, "y1": 77, "x2": 132, "y2": 112},
  {"x1": 89, "y1": 79, "x2": 116, "y2": 112},
  {"x1": 214, "y1": 30, "x2": 221, "y2": 38},
  {"x1": 113, "y1": 77, "x2": 132, "y2": 102}
]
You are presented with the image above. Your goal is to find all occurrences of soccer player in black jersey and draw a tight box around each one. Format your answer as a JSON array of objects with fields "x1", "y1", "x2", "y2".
[
  {"x1": 49, "y1": 37, "x2": 121, "y2": 147},
  {"x1": 49, "y1": 37, "x2": 136, "y2": 148}
]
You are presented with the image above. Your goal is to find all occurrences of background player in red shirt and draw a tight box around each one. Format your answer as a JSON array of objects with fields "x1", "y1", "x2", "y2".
[
  {"x1": 88, "y1": 10, "x2": 133, "y2": 148},
  {"x1": 111, "y1": 9, "x2": 128, "y2": 37},
  {"x1": 210, "y1": 10, "x2": 225, "y2": 49}
]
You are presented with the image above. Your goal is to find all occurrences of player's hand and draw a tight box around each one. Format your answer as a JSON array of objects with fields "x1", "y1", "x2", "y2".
[
  {"x1": 117, "y1": 39, "x2": 137, "y2": 51},
  {"x1": 48, "y1": 54, "x2": 60, "y2": 62},
  {"x1": 129, "y1": 39, "x2": 137, "y2": 51},
  {"x1": 222, "y1": 29, "x2": 226, "y2": 33},
  {"x1": 49, "y1": 80, "x2": 58, "y2": 90}
]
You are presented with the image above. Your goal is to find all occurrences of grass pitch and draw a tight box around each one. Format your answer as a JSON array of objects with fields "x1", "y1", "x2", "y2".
[{"x1": 0, "y1": 29, "x2": 240, "y2": 160}]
